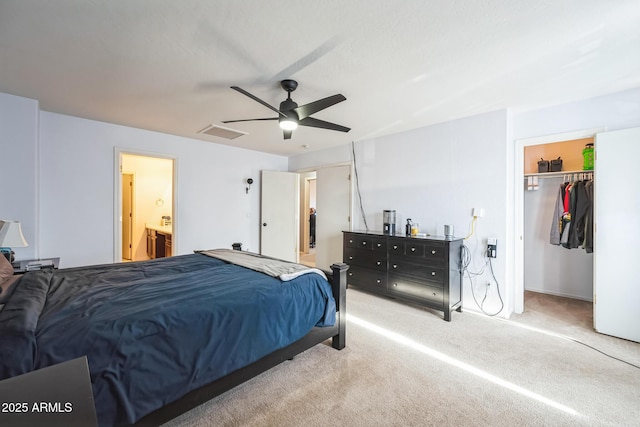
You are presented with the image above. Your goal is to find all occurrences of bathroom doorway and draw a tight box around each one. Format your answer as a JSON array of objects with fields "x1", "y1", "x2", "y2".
[{"x1": 116, "y1": 151, "x2": 175, "y2": 262}]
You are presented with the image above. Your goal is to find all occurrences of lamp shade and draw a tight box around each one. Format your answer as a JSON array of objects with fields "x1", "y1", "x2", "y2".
[{"x1": 0, "y1": 220, "x2": 29, "y2": 247}]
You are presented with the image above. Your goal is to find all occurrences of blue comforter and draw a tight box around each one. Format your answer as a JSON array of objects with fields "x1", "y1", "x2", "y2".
[{"x1": 0, "y1": 253, "x2": 336, "y2": 426}]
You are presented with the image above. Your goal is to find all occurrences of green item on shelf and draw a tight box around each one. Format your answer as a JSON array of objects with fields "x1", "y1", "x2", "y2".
[{"x1": 582, "y1": 143, "x2": 594, "y2": 170}]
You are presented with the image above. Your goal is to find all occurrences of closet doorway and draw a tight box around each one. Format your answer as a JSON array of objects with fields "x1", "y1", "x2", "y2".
[
  {"x1": 523, "y1": 138, "x2": 594, "y2": 301},
  {"x1": 515, "y1": 128, "x2": 601, "y2": 329}
]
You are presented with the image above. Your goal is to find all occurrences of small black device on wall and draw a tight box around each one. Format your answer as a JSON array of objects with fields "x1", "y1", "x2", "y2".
[{"x1": 487, "y1": 237, "x2": 497, "y2": 258}]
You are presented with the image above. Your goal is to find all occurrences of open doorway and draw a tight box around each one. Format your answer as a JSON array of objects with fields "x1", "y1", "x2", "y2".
[
  {"x1": 117, "y1": 152, "x2": 175, "y2": 262},
  {"x1": 260, "y1": 165, "x2": 351, "y2": 270},
  {"x1": 522, "y1": 137, "x2": 594, "y2": 327},
  {"x1": 296, "y1": 164, "x2": 351, "y2": 270},
  {"x1": 515, "y1": 128, "x2": 601, "y2": 331},
  {"x1": 299, "y1": 172, "x2": 317, "y2": 266}
]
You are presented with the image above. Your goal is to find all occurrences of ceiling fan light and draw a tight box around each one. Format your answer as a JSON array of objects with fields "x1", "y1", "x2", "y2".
[{"x1": 279, "y1": 119, "x2": 298, "y2": 130}]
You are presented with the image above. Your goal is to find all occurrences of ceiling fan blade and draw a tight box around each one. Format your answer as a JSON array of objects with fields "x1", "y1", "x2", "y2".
[
  {"x1": 222, "y1": 117, "x2": 278, "y2": 123},
  {"x1": 231, "y1": 86, "x2": 286, "y2": 118},
  {"x1": 299, "y1": 117, "x2": 350, "y2": 133},
  {"x1": 283, "y1": 129, "x2": 293, "y2": 140},
  {"x1": 293, "y1": 94, "x2": 346, "y2": 120}
]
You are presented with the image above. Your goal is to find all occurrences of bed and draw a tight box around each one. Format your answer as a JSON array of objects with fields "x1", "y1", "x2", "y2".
[{"x1": 0, "y1": 250, "x2": 347, "y2": 426}]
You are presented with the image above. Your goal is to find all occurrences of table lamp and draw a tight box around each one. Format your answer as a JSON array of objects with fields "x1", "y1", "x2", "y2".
[{"x1": 0, "y1": 220, "x2": 29, "y2": 263}]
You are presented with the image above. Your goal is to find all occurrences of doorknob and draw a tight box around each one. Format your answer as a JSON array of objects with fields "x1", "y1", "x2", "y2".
[{"x1": 263, "y1": 223, "x2": 267, "y2": 226}]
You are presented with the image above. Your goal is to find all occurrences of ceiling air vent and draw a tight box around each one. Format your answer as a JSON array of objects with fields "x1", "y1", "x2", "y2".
[{"x1": 198, "y1": 124, "x2": 247, "y2": 140}]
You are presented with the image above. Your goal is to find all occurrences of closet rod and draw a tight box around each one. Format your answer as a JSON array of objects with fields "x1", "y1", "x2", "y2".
[{"x1": 524, "y1": 170, "x2": 594, "y2": 179}]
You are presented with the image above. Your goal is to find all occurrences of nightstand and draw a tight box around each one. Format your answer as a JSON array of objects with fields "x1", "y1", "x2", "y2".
[{"x1": 12, "y1": 257, "x2": 60, "y2": 273}]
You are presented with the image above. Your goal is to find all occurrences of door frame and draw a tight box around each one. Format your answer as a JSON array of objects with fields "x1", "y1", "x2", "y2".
[
  {"x1": 301, "y1": 175, "x2": 316, "y2": 254},
  {"x1": 295, "y1": 161, "x2": 354, "y2": 260},
  {"x1": 114, "y1": 148, "x2": 177, "y2": 263},
  {"x1": 513, "y1": 127, "x2": 604, "y2": 314}
]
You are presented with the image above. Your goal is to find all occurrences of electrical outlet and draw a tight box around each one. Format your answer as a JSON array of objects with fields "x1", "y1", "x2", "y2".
[
  {"x1": 487, "y1": 237, "x2": 497, "y2": 258},
  {"x1": 472, "y1": 207, "x2": 484, "y2": 218}
]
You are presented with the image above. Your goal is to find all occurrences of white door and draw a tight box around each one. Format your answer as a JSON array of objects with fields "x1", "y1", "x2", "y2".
[
  {"x1": 260, "y1": 170, "x2": 299, "y2": 262},
  {"x1": 315, "y1": 165, "x2": 351, "y2": 270},
  {"x1": 594, "y1": 127, "x2": 640, "y2": 342}
]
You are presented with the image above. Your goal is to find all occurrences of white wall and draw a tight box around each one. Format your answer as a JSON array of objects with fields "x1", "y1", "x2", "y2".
[
  {"x1": 0, "y1": 93, "x2": 39, "y2": 261},
  {"x1": 513, "y1": 87, "x2": 640, "y2": 139},
  {"x1": 0, "y1": 92, "x2": 288, "y2": 268},
  {"x1": 290, "y1": 110, "x2": 510, "y2": 317},
  {"x1": 38, "y1": 112, "x2": 287, "y2": 267}
]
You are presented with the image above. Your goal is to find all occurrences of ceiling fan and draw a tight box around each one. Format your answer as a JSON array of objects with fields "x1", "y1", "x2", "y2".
[{"x1": 222, "y1": 79, "x2": 350, "y2": 140}]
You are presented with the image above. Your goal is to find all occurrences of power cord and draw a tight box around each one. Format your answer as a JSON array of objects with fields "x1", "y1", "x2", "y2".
[
  {"x1": 351, "y1": 141, "x2": 369, "y2": 232},
  {"x1": 462, "y1": 228, "x2": 638, "y2": 369},
  {"x1": 464, "y1": 216, "x2": 478, "y2": 240},
  {"x1": 462, "y1": 244, "x2": 504, "y2": 316},
  {"x1": 561, "y1": 335, "x2": 640, "y2": 370},
  {"x1": 463, "y1": 246, "x2": 639, "y2": 369}
]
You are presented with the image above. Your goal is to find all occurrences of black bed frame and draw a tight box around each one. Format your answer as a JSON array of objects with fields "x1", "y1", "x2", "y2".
[{"x1": 135, "y1": 262, "x2": 348, "y2": 426}]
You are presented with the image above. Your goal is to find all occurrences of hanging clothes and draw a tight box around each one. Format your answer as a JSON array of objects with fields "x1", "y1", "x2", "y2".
[
  {"x1": 565, "y1": 180, "x2": 590, "y2": 249},
  {"x1": 550, "y1": 184, "x2": 565, "y2": 245},
  {"x1": 559, "y1": 182, "x2": 573, "y2": 246},
  {"x1": 584, "y1": 180, "x2": 594, "y2": 253},
  {"x1": 550, "y1": 177, "x2": 593, "y2": 251}
]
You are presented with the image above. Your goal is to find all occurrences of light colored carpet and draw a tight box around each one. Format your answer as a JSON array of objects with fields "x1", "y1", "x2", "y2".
[{"x1": 163, "y1": 289, "x2": 640, "y2": 427}]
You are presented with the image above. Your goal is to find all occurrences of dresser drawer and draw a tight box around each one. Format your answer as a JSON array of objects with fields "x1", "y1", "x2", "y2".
[
  {"x1": 344, "y1": 234, "x2": 387, "y2": 252},
  {"x1": 404, "y1": 242, "x2": 446, "y2": 261},
  {"x1": 389, "y1": 257, "x2": 445, "y2": 284},
  {"x1": 344, "y1": 247, "x2": 386, "y2": 271},
  {"x1": 423, "y1": 243, "x2": 446, "y2": 261},
  {"x1": 347, "y1": 266, "x2": 387, "y2": 291},
  {"x1": 388, "y1": 275, "x2": 444, "y2": 306},
  {"x1": 389, "y1": 238, "x2": 403, "y2": 255}
]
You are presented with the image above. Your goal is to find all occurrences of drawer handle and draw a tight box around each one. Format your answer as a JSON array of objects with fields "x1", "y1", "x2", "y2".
[
  {"x1": 376, "y1": 279, "x2": 381, "y2": 284},
  {"x1": 392, "y1": 264, "x2": 397, "y2": 269},
  {"x1": 393, "y1": 283, "x2": 397, "y2": 287},
  {"x1": 431, "y1": 250, "x2": 436, "y2": 255},
  {"x1": 393, "y1": 245, "x2": 398, "y2": 249},
  {"x1": 362, "y1": 241, "x2": 367, "y2": 246},
  {"x1": 432, "y1": 292, "x2": 437, "y2": 297},
  {"x1": 431, "y1": 271, "x2": 436, "y2": 276},
  {"x1": 376, "y1": 261, "x2": 381, "y2": 266},
  {"x1": 349, "y1": 256, "x2": 353, "y2": 260},
  {"x1": 377, "y1": 243, "x2": 381, "y2": 247},
  {"x1": 411, "y1": 247, "x2": 416, "y2": 252},
  {"x1": 348, "y1": 272, "x2": 353, "y2": 276},
  {"x1": 349, "y1": 239, "x2": 353, "y2": 244}
]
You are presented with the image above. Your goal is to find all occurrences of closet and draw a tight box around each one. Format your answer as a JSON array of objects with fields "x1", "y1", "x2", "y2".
[{"x1": 523, "y1": 138, "x2": 594, "y2": 302}]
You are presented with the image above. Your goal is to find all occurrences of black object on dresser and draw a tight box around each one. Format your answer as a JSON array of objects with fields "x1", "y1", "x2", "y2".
[{"x1": 343, "y1": 231, "x2": 463, "y2": 321}]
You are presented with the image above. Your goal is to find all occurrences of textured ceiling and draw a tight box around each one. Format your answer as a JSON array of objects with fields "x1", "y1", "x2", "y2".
[{"x1": 1, "y1": 1, "x2": 639, "y2": 156}]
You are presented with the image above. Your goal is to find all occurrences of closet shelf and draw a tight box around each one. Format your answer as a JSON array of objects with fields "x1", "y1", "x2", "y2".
[{"x1": 524, "y1": 169, "x2": 594, "y2": 179}]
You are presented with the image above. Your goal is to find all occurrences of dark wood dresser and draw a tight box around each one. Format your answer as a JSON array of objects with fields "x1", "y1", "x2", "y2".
[{"x1": 343, "y1": 231, "x2": 463, "y2": 321}]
